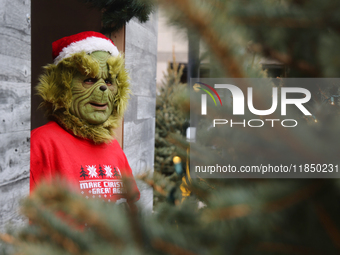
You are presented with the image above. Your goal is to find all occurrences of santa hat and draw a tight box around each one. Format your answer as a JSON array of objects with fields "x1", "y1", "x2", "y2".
[{"x1": 52, "y1": 31, "x2": 119, "y2": 65}]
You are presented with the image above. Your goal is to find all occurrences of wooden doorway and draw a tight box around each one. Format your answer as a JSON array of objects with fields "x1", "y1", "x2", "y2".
[{"x1": 31, "y1": 0, "x2": 124, "y2": 146}]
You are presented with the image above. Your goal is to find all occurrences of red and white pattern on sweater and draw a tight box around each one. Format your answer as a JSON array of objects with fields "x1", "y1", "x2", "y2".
[{"x1": 79, "y1": 164, "x2": 127, "y2": 202}]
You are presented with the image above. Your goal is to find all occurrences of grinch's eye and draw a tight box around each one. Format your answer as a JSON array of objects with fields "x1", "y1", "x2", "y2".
[
  {"x1": 84, "y1": 78, "x2": 97, "y2": 84},
  {"x1": 105, "y1": 79, "x2": 112, "y2": 86}
]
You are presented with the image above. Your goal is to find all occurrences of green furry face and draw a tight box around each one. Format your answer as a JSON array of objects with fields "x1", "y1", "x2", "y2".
[
  {"x1": 70, "y1": 52, "x2": 118, "y2": 125},
  {"x1": 36, "y1": 51, "x2": 131, "y2": 143}
]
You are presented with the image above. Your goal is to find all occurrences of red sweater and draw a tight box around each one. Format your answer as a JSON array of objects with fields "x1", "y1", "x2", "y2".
[{"x1": 30, "y1": 121, "x2": 140, "y2": 203}]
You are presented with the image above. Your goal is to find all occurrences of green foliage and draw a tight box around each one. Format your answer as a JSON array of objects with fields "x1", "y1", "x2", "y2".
[
  {"x1": 154, "y1": 61, "x2": 189, "y2": 175},
  {"x1": 153, "y1": 0, "x2": 340, "y2": 254},
  {"x1": 79, "y1": 0, "x2": 154, "y2": 33},
  {"x1": 2, "y1": 179, "x2": 340, "y2": 255}
]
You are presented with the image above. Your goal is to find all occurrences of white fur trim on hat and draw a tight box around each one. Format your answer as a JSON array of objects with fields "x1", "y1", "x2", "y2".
[{"x1": 54, "y1": 37, "x2": 119, "y2": 65}]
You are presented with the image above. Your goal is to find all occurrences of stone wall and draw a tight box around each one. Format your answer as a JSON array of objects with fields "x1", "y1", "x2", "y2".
[
  {"x1": 124, "y1": 13, "x2": 158, "y2": 215},
  {"x1": 0, "y1": 0, "x2": 31, "y2": 232}
]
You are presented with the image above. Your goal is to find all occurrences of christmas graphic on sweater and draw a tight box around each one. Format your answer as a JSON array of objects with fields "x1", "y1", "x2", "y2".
[{"x1": 79, "y1": 164, "x2": 127, "y2": 202}]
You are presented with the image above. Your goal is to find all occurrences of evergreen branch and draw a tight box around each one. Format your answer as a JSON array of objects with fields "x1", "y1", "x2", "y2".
[
  {"x1": 184, "y1": 186, "x2": 211, "y2": 202},
  {"x1": 234, "y1": 15, "x2": 340, "y2": 35},
  {"x1": 257, "y1": 242, "x2": 323, "y2": 255},
  {"x1": 0, "y1": 233, "x2": 16, "y2": 245},
  {"x1": 234, "y1": 16, "x2": 314, "y2": 28},
  {"x1": 79, "y1": 0, "x2": 154, "y2": 33},
  {"x1": 157, "y1": 0, "x2": 246, "y2": 78},
  {"x1": 137, "y1": 173, "x2": 168, "y2": 196},
  {"x1": 152, "y1": 238, "x2": 199, "y2": 255},
  {"x1": 44, "y1": 231, "x2": 81, "y2": 255},
  {"x1": 266, "y1": 126, "x2": 323, "y2": 162},
  {"x1": 203, "y1": 181, "x2": 324, "y2": 222},
  {"x1": 123, "y1": 178, "x2": 145, "y2": 251},
  {"x1": 317, "y1": 85, "x2": 329, "y2": 100},
  {"x1": 26, "y1": 183, "x2": 124, "y2": 246},
  {"x1": 61, "y1": 206, "x2": 123, "y2": 246},
  {"x1": 197, "y1": 177, "x2": 215, "y2": 190},
  {"x1": 314, "y1": 202, "x2": 340, "y2": 251},
  {"x1": 191, "y1": 80, "x2": 320, "y2": 163},
  {"x1": 248, "y1": 43, "x2": 321, "y2": 76},
  {"x1": 202, "y1": 204, "x2": 252, "y2": 221},
  {"x1": 21, "y1": 201, "x2": 90, "y2": 254},
  {"x1": 264, "y1": 181, "x2": 324, "y2": 213}
]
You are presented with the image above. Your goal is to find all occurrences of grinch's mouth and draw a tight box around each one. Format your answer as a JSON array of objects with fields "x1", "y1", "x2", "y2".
[{"x1": 89, "y1": 102, "x2": 108, "y2": 110}]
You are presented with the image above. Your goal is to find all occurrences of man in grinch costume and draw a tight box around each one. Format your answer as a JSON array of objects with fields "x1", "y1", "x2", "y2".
[{"x1": 30, "y1": 31, "x2": 140, "y2": 204}]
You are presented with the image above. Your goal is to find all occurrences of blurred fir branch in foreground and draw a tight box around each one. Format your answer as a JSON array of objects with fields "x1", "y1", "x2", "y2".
[
  {"x1": 151, "y1": 0, "x2": 340, "y2": 254},
  {"x1": 2, "y1": 178, "x2": 340, "y2": 254}
]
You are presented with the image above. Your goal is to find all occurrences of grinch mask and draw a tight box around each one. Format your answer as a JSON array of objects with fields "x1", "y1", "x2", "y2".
[
  {"x1": 36, "y1": 51, "x2": 130, "y2": 144},
  {"x1": 69, "y1": 51, "x2": 117, "y2": 125}
]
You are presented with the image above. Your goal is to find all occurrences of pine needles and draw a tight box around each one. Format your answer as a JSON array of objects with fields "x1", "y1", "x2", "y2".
[{"x1": 80, "y1": 0, "x2": 154, "y2": 33}]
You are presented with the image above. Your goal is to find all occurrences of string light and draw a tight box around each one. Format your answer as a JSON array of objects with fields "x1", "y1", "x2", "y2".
[
  {"x1": 173, "y1": 156, "x2": 181, "y2": 164},
  {"x1": 312, "y1": 115, "x2": 317, "y2": 123},
  {"x1": 325, "y1": 95, "x2": 340, "y2": 105},
  {"x1": 173, "y1": 156, "x2": 183, "y2": 175}
]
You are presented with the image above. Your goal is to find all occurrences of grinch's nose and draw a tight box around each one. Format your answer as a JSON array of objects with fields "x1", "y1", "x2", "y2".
[{"x1": 100, "y1": 85, "x2": 107, "y2": 91}]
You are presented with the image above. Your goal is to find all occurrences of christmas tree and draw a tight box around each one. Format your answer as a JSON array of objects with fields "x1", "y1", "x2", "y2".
[
  {"x1": 154, "y1": 56, "x2": 189, "y2": 176},
  {"x1": 113, "y1": 167, "x2": 120, "y2": 178},
  {"x1": 79, "y1": 165, "x2": 88, "y2": 180},
  {"x1": 98, "y1": 165, "x2": 106, "y2": 179}
]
